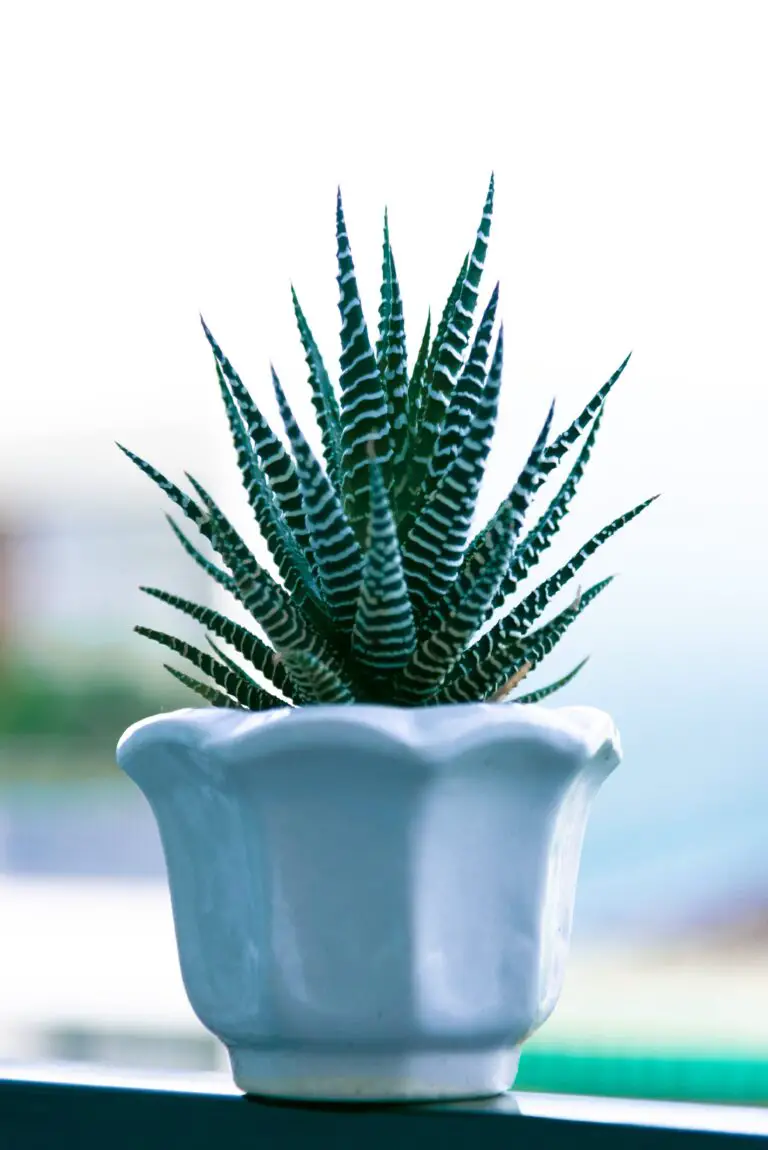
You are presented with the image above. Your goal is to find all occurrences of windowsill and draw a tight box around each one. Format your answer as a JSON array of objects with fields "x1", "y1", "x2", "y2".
[{"x1": 1, "y1": 1062, "x2": 767, "y2": 1146}]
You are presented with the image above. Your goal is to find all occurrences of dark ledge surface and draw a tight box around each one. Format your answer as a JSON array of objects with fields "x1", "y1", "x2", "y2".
[{"x1": 1, "y1": 1063, "x2": 767, "y2": 1148}]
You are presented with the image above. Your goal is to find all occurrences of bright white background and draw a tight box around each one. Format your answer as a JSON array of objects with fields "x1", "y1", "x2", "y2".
[{"x1": 0, "y1": 0, "x2": 766, "y2": 938}]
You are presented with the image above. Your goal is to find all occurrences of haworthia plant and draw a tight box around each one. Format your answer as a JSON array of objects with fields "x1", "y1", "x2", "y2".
[{"x1": 123, "y1": 176, "x2": 657, "y2": 708}]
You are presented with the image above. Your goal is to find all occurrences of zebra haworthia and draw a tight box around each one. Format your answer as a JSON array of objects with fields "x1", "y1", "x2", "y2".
[{"x1": 122, "y1": 176, "x2": 655, "y2": 709}]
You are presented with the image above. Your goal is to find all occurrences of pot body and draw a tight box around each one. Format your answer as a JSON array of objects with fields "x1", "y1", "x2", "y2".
[{"x1": 116, "y1": 702, "x2": 620, "y2": 1102}]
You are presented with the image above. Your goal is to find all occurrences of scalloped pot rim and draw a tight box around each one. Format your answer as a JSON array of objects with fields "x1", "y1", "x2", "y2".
[{"x1": 116, "y1": 701, "x2": 622, "y2": 780}]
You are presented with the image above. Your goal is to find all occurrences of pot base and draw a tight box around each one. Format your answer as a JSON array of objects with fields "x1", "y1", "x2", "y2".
[{"x1": 227, "y1": 1043, "x2": 521, "y2": 1103}]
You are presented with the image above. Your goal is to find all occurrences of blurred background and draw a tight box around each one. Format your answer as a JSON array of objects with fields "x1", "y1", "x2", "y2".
[{"x1": 0, "y1": 0, "x2": 766, "y2": 1105}]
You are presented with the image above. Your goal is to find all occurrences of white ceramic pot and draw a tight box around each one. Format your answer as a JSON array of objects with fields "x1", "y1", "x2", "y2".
[{"x1": 116, "y1": 702, "x2": 620, "y2": 1102}]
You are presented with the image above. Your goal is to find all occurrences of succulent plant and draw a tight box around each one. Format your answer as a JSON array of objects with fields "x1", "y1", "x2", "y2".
[{"x1": 120, "y1": 175, "x2": 656, "y2": 710}]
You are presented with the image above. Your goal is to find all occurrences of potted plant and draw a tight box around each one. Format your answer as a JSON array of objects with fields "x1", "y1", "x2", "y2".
[{"x1": 116, "y1": 174, "x2": 656, "y2": 1102}]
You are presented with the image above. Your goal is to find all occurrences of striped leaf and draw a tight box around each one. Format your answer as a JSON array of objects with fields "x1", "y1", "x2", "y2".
[
  {"x1": 545, "y1": 353, "x2": 632, "y2": 466},
  {"x1": 118, "y1": 444, "x2": 208, "y2": 530},
  {"x1": 200, "y1": 317, "x2": 315, "y2": 565},
  {"x1": 427, "y1": 283, "x2": 500, "y2": 489},
  {"x1": 163, "y1": 665, "x2": 245, "y2": 709},
  {"x1": 336, "y1": 189, "x2": 391, "y2": 539},
  {"x1": 501, "y1": 495, "x2": 658, "y2": 634},
  {"x1": 352, "y1": 448, "x2": 416, "y2": 677},
  {"x1": 184, "y1": 472, "x2": 342, "y2": 674},
  {"x1": 406, "y1": 311, "x2": 432, "y2": 445},
  {"x1": 203, "y1": 635, "x2": 292, "y2": 707},
  {"x1": 376, "y1": 208, "x2": 393, "y2": 364},
  {"x1": 408, "y1": 175, "x2": 495, "y2": 503},
  {"x1": 402, "y1": 327, "x2": 504, "y2": 617},
  {"x1": 430, "y1": 396, "x2": 556, "y2": 633},
  {"x1": 165, "y1": 515, "x2": 238, "y2": 597},
  {"x1": 281, "y1": 650, "x2": 355, "y2": 704},
  {"x1": 139, "y1": 585, "x2": 293, "y2": 697},
  {"x1": 379, "y1": 246, "x2": 409, "y2": 485},
  {"x1": 492, "y1": 402, "x2": 607, "y2": 609},
  {"x1": 291, "y1": 286, "x2": 343, "y2": 494},
  {"x1": 135, "y1": 626, "x2": 278, "y2": 710},
  {"x1": 402, "y1": 255, "x2": 467, "y2": 514},
  {"x1": 394, "y1": 501, "x2": 515, "y2": 703},
  {"x1": 512, "y1": 656, "x2": 590, "y2": 705},
  {"x1": 395, "y1": 309, "x2": 432, "y2": 511},
  {"x1": 443, "y1": 496, "x2": 656, "y2": 694},
  {"x1": 214, "y1": 359, "x2": 319, "y2": 603},
  {"x1": 272, "y1": 367, "x2": 364, "y2": 628},
  {"x1": 437, "y1": 576, "x2": 613, "y2": 704}
]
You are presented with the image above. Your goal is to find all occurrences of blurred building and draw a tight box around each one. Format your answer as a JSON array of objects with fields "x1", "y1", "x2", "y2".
[{"x1": 0, "y1": 426, "x2": 222, "y2": 671}]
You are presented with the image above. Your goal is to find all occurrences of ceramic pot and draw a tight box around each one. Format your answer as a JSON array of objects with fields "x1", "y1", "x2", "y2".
[{"x1": 116, "y1": 702, "x2": 620, "y2": 1102}]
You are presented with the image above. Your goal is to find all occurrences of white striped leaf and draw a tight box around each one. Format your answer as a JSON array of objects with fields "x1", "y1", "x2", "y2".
[
  {"x1": 291, "y1": 286, "x2": 344, "y2": 495},
  {"x1": 135, "y1": 627, "x2": 279, "y2": 709},
  {"x1": 200, "y1": 317, "x2": 315, "y2": 564},
  {"x1": 378, "y1": 245, "x2": 409, "y2": 488},
  {"x1": 408, "y1": 174, "x2": 495, "y2": 505},
  {"x1": 428, "y1": 397, "x2": 556, "y2": 632},
  {"x1": 393, "y1": 500, "x2": 516, "y2": 703},
  {"x1": 443, "y1": 496, "x2": 656, "y2": 693},
  {"x1": 352, "y1": 449, "x2": 416, "y2": 677},
  {"x1": 512, "y1": 656, "x2": 590, "y2": 705},
  {"x1": 402, "y1": 327, "x2": 504, "y2": 617},
  {"x1": 214, "y1": 359, "x2": 320, "y2": 604},
  {"x1": 165, "y1": 515, "x2": 238, "y2": 597},
  {"x1": 437, "y1": 576, "x2": 613, "y2": 703},
  {"x1": 545, "y1": 352, "x2": 632, "y2": 466},
  {"x1": 185, "y1": 473, "x2": 343, "y2": 672},
  {"x1": 139, "y1": 585, "x2": 293, "y2": 698},
  {"x1": 280, "y1": 650, "x2": 355, "y2": 704},
  {"x1": 272, "y1": 366, "x2": 364, "y2": 629},
  {"x1": 491, "y1": 402, "x2": 607, "y2": 609},
  {"x1": 336, "y1": 189, "x2": 391, "y2": 540},
  {"x1": 163, "y1": 665, "x2": 245, "y2": 709},
  {"x1": 426, "y1": 283, "x2": 500, "y2": 491}
]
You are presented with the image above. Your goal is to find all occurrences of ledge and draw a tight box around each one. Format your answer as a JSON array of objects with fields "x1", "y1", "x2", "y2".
[{"x1": 1, "y1": 1064, "x2": 767, "y2": 1147}]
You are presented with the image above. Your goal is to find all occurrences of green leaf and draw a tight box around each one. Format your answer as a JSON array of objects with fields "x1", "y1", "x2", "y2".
[
  {"x1": 502, "y1": 495, "x2": 658, "y2": 634},
  {"x1": 165, "y1": 514, "x2": 238, "y2": 596},
  {"x1": 545, "y1": 352, "x2": 632, "y2": 466},
  {"x1": 408, "y1": 174, "x2": 495, "y2": 504},
  {"x1": 427, "y1": 282, "x2": 500, "y2": 490},
  {"x1": 200, "y1": 317, "x2": 314, "y2": 561},
  {"x1": 139, "y1": 585, "x2": 293, "y2": 697},
  {"x1": 512, "y1": 656, "x2": 590, "y2": 704},
  {"x1": 291, "y1": 285, "x2": 344, "y2": 494},
  {"x1": 446, "y1": 493, "x2": 656, "y2": 696},
  {"x1": 493, "y1": 402, "x2": 607, "y2": 608},
  {"x1": 204, "y1": 635, "x2": 289, "y2": 707},
  {"x1": 272, "y1": 366, "x2": 365, "y2": 629},
  {"x1": 352, "y1": 448, "x2": 416, "y2": 677},
  {"x1": 280, "y1": 650, "x2": 355, "y2": 704},
  {"x1": 336, "y1": 189, "x2": 391, "y2": 540},
  {"x1": 402, "y1": 255, "x2": 467, "y2": 513},
  {"x1": 376, "y1": 208, "x2": 393, "y2": 364},
  {"x1": 183, "y1": 472, "x2": 342, "y2": 670},
  {"x1": 118, "y1": 444, "x2": 208, "y2": 530},
  {"x1": 395, "y1": 309, "x2": 431, "y2": 511},
  {"x1": 163, "y1": 664, "x2": 245, "y2": 709},
  {"x1": 437, "y1": 576, "x2": 613, "y2": 703},
  {"x1": 406, "y1": 310, "x2": 431, "y2": 448},
  {"x1": 379, "y1": 246, "x2": 409, "y2": 486},
  {"x1": 402, "y1": 326, "x2": 504, "y2": 618},
  {"x1": 135, "y1": 626, "x2": 278, "y2": 709},
  {"x1": 431, "y1": 396, "x2": 556, "y2": 631},
  {"x1": 214, "y1": 359, "x2": 320, "y2": 602},
  {"x1": 394, "y1": 500, "x2": 516, "y2": 704}
]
